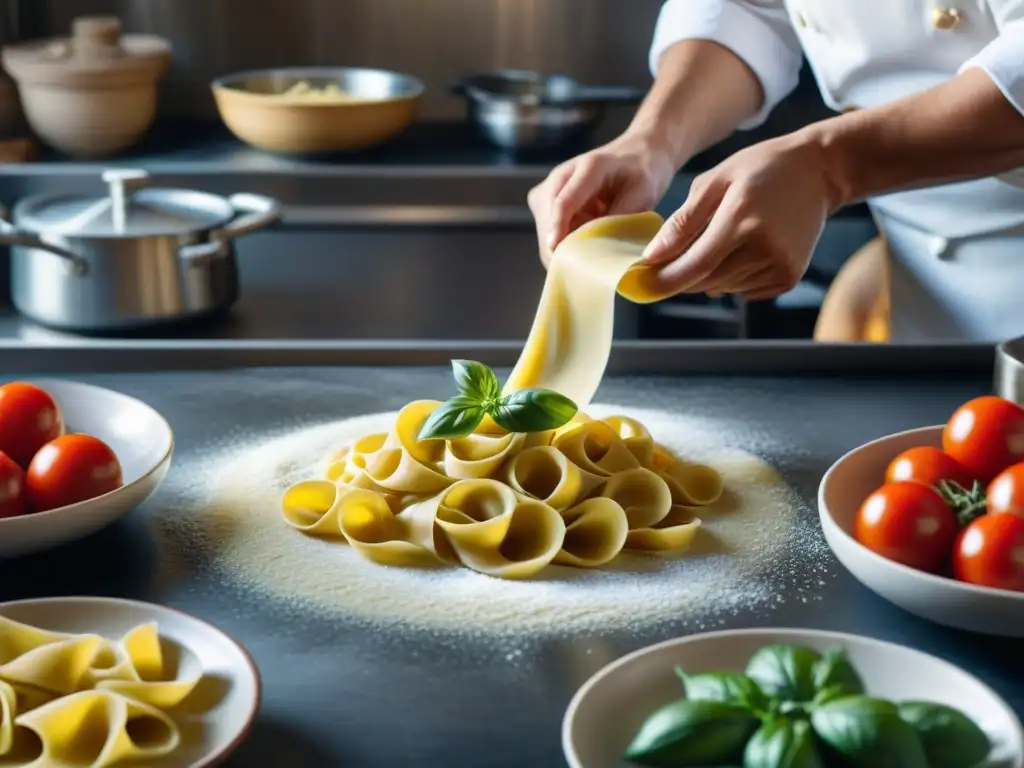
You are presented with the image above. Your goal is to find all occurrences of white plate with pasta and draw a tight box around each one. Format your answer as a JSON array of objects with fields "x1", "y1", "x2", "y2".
[{"x1": 0, "y1": 596, "x2": 260, "y2": 768}]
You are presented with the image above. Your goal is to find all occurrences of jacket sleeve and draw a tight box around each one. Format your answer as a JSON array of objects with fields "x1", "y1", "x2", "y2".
[
  {"x1": 649, "y1": 0, "x2": 803, "y2": 129},
  {"x1": 960, "y1": 2, "x2": 1024, "y2": 188}
]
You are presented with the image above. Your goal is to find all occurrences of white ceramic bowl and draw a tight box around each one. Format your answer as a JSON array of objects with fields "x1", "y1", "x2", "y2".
[
  {"x1": 0, "y1": 596, "x2": 260, "y2": 767},
  {"x1": 563, "y1": 627, "x2": 1024, "y2": 768},
  {"x1": 819, "y1": 425, "x2": 1024, "y2": 636},
  {"x1": 0, "y1": 378, "x2": 174, "y2": 557}
]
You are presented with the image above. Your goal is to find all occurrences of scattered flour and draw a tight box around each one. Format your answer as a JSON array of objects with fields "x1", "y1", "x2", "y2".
[{"x1": 152, "y1": 405, "x2": 829, "y2": 636}]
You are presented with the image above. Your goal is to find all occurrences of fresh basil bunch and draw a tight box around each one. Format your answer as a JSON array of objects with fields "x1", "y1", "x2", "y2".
[
  {"x1": 417, "y1": 360, "x2": 577, "y2": 440},
  {"x1": 624, "y1": 644, "x2": 990, "y2": 768}
]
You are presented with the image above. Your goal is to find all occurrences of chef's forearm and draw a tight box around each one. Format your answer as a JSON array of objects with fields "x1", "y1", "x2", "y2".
[
  {"x1": 629, "y1": 40, "x2": 764, "y2": 169},
  {"x1": 807, "y1": 68, "x2": 1024, "y2": 209}
]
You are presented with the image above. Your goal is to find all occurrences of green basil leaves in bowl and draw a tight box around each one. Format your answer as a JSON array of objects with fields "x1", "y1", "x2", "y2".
[
  {"x1": 561, "y1": 630, "x2": 1022, "y2": 768},
  {"x1": 417, "y1": 359, "x2": 577, "y2": 441},
  {"x1": 624, "y1": 644, "x2": 989, "y2": 767}
]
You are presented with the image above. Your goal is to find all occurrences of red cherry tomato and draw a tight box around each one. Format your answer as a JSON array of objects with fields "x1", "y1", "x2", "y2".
[
  {"x1": 943, "y1": 396, "x2": 1024, "y2": 483},
  {"x1": 0, "y1": 450, "x2": 27, "y2": 519},
  {"x1": 987, "y1": 461, "x2": 1024, "y2": 516},
  {"x1": 885, "y1": 446, "x2": 974, "y2": 488},
  {"x1": 26, "y1": 434, "x2": 123, "y2": 512},
  {"x1": 953, "y1": 513, "x2": 1024, "y2": 592},
  {"x1": 854, "y1": 482, "x2": 957, "y2": 572},
  {"x1": 0, "y1": 382, "x2": 63, "y2": 469}
]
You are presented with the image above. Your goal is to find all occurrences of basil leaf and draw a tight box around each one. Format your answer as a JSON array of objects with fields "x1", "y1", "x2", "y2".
[
  {"x1": 898, "y1": 701, "x2": 991, "y2": 768},
  {"x1": 451, "y1": 359, "x2": 500, "y2": 403},
  {"x1": 745, "y1": 645, "x2": 822, "y2": 703},
  {"x1": 624, "y1": 699, "x2": 759, "y2": 766},
  {"x1": 811, "y1": 684, "x2": 847, "y2": 708},
  {"x1": 744, "y1": 718, "x2": 825, "y2": 768},
  {"x1": 490, "y1": 388, "x2": 577, "y2": 434},
  {"x1": 810, "y1": 696, "x2": 928, "y2": 768},
  {"x1": 417, "y1": 396, "x2": 487, "y2": 440},
  {"x1": 677, "y1": 669, "x2": 769, "y2": 711},
  {"x1": 812, "y1": 647, "x2": 865, "y2": 697}
]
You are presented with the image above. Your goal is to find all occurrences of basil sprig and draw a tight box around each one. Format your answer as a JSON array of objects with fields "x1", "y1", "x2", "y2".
[
  {"x1": 624, "y1": 644, "x2": 990, "y2": 768},
  {"x1": 624, "y1": 699, "x2": 758, "y2": 766},
  {"x1": 676, "y1": 667, "x2": 769, "y2": 712},
  {"x1": 897, "y1": 701, "x2": 991, "y2": 768},
  {"x1": 744, "y1": 718, "x2": 822, "y2": 768},
  {"x1": 417, "y1": 359, "x2": 577, "y2": 441}
]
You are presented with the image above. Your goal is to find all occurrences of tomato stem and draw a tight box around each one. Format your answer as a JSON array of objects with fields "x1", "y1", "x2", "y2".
[{"x1": 937, "y1": 479, "x2": 988, "y2": 527}]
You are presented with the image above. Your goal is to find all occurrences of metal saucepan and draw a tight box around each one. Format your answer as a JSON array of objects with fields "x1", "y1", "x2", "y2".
[
  {"x1": 0, "y1": 168, "x2": 282, "y2": 332},
  {"x1": 212, "y1": 66, "x2": 425, "y2": 154},
  {"x1": 450, "y1": 69, "x2": 645, "y2": 151}
]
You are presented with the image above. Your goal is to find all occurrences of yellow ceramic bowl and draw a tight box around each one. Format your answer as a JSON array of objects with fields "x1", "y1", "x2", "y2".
[{"x1": 211, "y1": 66, "x2": 424, "y2": 155}]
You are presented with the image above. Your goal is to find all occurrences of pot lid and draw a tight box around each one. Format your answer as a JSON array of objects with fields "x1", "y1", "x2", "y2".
[
  {"x1": 14, "y1": 169, "x2": 236, "y2": 237},
  {"x1": 1, "y1": 16, "x2": 170, "y2": 88}
]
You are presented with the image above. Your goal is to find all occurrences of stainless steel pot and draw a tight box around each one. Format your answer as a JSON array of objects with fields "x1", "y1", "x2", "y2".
[
  {"x1": 995, "y1": 337, "x2": 1024, "y2": 405},
  {"x1": 0, "y1": 168, "x2": 282, "y2": 331},
  {"x1": 451, "y1": 69, "x2": 645, "y2": 152}
]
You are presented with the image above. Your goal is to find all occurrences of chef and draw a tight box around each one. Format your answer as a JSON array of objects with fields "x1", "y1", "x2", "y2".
[{"x1": 527, "y1": 1, "x2": 1024, "y2": 342}]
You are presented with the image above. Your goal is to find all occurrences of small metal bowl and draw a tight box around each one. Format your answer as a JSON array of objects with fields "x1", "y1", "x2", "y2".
[
  {"x1": 451, "y1": 69, "x2": 644, "y2": 152},
  {"x1": 211, "y1": 66, "x2": 425, "y2": 154},
  {"x1": 995, "y1": 336, "x2": 1024, "y2": 405}
]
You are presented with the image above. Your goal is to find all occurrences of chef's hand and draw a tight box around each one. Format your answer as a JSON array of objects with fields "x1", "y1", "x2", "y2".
[
  {"x1": 528, "y1": 132, "x2": 677, "y2": 266},
  {"x1": 642, "y1": 135, "x2": 840, "y2": 301}
]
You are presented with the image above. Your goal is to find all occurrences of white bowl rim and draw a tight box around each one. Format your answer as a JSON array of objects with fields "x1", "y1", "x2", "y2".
[
  {"x1": 0, "y1": 595, "x2": 262, "y2": 768},
  {"x1": 562, "y1": 626, "x2": 1024, "y2": 767},
  {"x1": 0, "y1": 378, "x2": 175, "y2": 525},
  {"x1": 818, "y1": 423, "x2": 1024, "y2": 601}
]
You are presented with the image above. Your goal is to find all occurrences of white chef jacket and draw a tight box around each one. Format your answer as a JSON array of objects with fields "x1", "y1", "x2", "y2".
[{"x1": 650, "y1": 0, "x2": 1024, "y2": 341}]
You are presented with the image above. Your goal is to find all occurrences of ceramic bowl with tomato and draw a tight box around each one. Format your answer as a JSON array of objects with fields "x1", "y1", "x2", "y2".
[
  {"x1": 819, "y1": 422, "x2": 1024, "y2": 637},
  {"x1": 0, "y1": 379, "x2": 173, "y2": 557}
]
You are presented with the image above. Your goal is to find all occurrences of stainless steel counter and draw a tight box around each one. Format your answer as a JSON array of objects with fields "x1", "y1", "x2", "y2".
[{"x1": 0, "y1": 359, "x2": 1017, "y2": 768}]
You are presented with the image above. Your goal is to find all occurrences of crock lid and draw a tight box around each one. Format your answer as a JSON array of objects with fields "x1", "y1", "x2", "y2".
[
  {"x1": 13, "y1": 169, "x2": 235, "y2": 237},
  {"x1": 1, "y1": 16, "x2": 170, "y2": 88}
]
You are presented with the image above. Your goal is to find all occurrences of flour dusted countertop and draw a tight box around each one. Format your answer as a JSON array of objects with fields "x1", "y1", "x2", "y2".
[{"x1": 0, "y1": 365, "x2": 1019, "y2": 768}]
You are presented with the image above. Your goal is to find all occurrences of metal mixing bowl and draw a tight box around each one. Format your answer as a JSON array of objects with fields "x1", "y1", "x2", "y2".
[
  {"x1": 451, "y1": 69, "x2": 644, "y2": 152},
  {"x1": 211, "y1": 66, "x2": 425, "y2": 154}
]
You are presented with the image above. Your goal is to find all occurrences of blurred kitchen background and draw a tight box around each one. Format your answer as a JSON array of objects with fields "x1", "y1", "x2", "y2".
[{"x1": 0, "y1": 0, "x2": 878, "y2": 343}]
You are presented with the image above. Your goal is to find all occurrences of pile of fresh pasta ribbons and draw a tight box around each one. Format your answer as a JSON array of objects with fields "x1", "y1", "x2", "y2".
[
  {"x1": 281, "y1": 401, "x2": 725, "y2": 579},
  {"x1": 0, "y1": 615, "x2": 200, "y2": 767}
]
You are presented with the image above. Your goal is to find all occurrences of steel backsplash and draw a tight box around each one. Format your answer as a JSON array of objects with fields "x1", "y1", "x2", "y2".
[{"x1": 16, "y1": 0, "x2": 665, "y2": 120}]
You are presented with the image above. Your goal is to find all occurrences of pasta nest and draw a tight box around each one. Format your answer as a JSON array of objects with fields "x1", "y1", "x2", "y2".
[{"x1": 282, "y1": 402, "x2": 725, "y2": 579}]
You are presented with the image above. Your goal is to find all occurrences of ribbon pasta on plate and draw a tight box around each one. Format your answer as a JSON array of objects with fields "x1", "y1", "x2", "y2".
[
  {"x1": 281, "y1": 403, "x2": 724, "y2": 579},
  {"x1": 0, "y1": 615, "x2": 201, "y2": 767}
]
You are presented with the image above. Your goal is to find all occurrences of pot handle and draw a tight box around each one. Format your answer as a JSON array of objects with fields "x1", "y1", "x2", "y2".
[
  {"x1": 178, "y1": 194, "x2": 281, "y2": 267},
  {"x1": 218, "y1": 194, "x2": 283, "y2": 241},
  {"x1": 0, "y1": 211, "x2": 89, "y2": 276},
  {"x1": 178, "y1": 240, "x2": 227, "y2": 267}
]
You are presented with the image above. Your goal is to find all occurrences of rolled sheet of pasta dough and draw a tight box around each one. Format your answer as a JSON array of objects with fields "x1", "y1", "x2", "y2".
[{"x1": 504, "y1": 211, "x2": 670, "y2": 407}]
